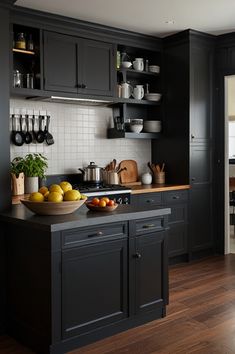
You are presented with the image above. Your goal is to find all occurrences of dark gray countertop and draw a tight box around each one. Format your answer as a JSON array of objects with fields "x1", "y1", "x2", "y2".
[{"x1": 0, "y1": 204, "x2": 171, "y2": 232}]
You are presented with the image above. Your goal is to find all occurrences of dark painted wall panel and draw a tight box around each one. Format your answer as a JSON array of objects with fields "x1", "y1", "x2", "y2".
[{"x1": 0, "y1": 6, "x2": 11, "y2": 334}]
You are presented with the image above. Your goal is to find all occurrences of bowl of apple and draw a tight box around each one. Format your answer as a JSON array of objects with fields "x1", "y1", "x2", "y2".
[{"x1": 85, "y1": 197, "x2": 118, "y2": 212}]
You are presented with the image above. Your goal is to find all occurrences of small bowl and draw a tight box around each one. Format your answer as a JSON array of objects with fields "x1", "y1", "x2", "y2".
[
  {"x1": 149, "y1": 65, "x2": 160, "y2": 73},
  {"x1": 129, "y1": 125, "x2": 143, "y2": 133},
  {"x1": 85, "y1": 202, "x2": 118, "y2": 212},
  {"x1": 121, "y1": 61, "x2": 132, "y2": 69},
  {"x1": 130, "y1": 118, "x2": 143, "y2": 125},
  {"x1": 143, "y1": 120, "x2": 162, "y2": 133}
]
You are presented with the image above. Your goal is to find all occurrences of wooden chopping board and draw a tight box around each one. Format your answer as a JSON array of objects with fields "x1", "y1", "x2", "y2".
[{"x1": 119, "y1": 160, "x2": 139, "y2": 184}]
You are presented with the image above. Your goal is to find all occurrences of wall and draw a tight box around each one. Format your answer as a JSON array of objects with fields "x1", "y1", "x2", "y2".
[{"x1": 10, "y1": 98, "x2": 151, "y2": 176}]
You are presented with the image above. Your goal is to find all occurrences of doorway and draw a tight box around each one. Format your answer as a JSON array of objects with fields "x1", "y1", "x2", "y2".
[{"x1": 224, "y1": 75, "x2": 235, "y2": 254}]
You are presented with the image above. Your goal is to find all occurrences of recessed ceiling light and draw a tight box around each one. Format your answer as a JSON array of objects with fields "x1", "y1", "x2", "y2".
[{"x1": 165, "y1": 20, "x2": 175, "y2": 25}]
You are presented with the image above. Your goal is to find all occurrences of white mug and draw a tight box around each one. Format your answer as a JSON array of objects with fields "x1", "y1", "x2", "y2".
[
  {"x1": 133, "y1": 58, "x2": 144, "y2": 71},
  {"x1": 133, "y1": 85, "x2": 144, "y2": 100},
  {"x1": 121, "y1": 82, "x2": 133, "y2": 98}
]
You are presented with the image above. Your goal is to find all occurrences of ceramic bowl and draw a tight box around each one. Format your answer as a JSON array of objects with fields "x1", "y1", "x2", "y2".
[
  {"x1": 20, "y1": 198, "x2": 87, "y2": 215},
  {"x1": 129, "y1": 125, "x2": 143, "y2": 133},
  {"x1": 144, "y1": 93, "x2": 162, "y2": 102},
  {"x1": 148, "y1": 65, "x2": 160, "y2": 73}
]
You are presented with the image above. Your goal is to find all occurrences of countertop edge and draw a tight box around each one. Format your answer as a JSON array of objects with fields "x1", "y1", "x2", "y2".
[{"x1": 131, "y1": 184, "x2": 190, "y2": 194}]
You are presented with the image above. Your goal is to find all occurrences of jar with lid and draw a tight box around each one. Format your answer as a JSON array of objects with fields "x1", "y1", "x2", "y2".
[
  {"x1": 15, "y1": 33, "x2": 26, "y2": 50},
  {"x1": 27, "y1": 34, "x2": 34, "y2": 51}
]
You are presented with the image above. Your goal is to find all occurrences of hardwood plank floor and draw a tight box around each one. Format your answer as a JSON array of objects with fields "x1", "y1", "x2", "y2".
[{"x1": 1, "y1": 255, "x2": 235, "y2": 354}]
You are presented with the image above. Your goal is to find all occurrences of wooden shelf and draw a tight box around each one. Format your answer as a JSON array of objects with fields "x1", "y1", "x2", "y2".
[
  {"x1": 107, "y1": 128, "x2": 160, "y2": 139},
  {"x1": 13, "y1": 48, "x2": 35, "y2": 55},
  {"x1": 112, "y1": 97, "x2": 161, "y2": 105},
  {"x1": 117, "y1": 68, "x2": 159, "y2": 77}
]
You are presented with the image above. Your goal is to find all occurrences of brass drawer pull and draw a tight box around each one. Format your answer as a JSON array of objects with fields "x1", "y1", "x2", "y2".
[
  {"x1": 133, "y1": 252, "x2": 142, "y2": 259},
  {"x1": 88, "y1": 231, "x2": 103, "y2": 238},
  {"x1": 146, "y1": 199, "x2": 154, "y2": 203},
  {"x1": 142, "y1": 224, "x2": 155, "y2": 229},
  {"x1": 172, "y1": 196, "x2": 180, "y2": 199}
]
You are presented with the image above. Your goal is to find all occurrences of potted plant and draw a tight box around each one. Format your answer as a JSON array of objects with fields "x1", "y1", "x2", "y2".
[
  {"x1": 22, "y1": 153, "x2": 48, "y2": 194},
  {"x1": 11, "y1": 156, "x2": 25, "y2": 195}
]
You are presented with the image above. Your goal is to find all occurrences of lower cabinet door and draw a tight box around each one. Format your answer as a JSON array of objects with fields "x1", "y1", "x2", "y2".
[
  {"x1": 135, "y1": 231, "x2": 168, "y2": 314},
  {"x1": 168, "y1": 223, "x2": 188, "y2": 257},
  {"x1": 62, "y1": 239, "x2": 128, "y2": 338}
]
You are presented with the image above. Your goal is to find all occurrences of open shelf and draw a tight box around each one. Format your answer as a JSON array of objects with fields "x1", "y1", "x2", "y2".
[
  {"x1": 113, "y1": 97, "x2": 161, "y2": 105},
  {"x1": 117, "y1": 68, "x2": 159, "y2": 77},
  {"x1": 13, "y1": 48, "x2": 35, "y2": 55},
  {"x1": 107, "y1": 128, "x2": 160, "y2": 139}
]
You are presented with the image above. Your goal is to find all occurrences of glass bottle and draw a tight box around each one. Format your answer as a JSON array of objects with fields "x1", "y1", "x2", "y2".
[
  {"x1": 15, "y1": 33, "x2": 26, "y2": 50},
  {"x1": 117, "y1": 51, "x2": 121, "y2": 69},
  {"x1": 27, "y1": 34, "x2": 34, "y2": 51}
]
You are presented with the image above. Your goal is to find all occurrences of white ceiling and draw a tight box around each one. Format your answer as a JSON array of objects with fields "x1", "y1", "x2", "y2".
[{"x1": 15, "y1": 0, "x2": 235, "y2": 38}]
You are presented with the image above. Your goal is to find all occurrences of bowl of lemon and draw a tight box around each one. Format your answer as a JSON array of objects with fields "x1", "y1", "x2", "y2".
[{"x1": 20, "y1": 181, "x2": 87, "y2": 215}]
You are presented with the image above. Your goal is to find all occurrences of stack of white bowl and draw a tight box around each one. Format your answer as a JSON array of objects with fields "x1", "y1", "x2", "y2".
[
  {"x1": 143, "y1": 120, "x2": 161, "y2": 133},
  {"x1": 129, "y1": 119, "x2": 143, "y2": 133},
  {"x1": 148, "y1": 65, "x2": 160, "y2": 73}
]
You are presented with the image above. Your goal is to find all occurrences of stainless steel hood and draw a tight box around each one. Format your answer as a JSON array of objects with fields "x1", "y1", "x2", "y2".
[{"x1": 26, "y1": 95, "x2": 114, "y2": 106}]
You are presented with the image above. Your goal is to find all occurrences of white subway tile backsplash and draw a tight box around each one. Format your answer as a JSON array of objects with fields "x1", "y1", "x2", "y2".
[{"x1": 10, "y1": 98, "x2": 151, "y2": 176}]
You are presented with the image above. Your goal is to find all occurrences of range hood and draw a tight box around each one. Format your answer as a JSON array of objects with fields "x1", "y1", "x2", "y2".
[{"x1": 26, "y1": 95, "x2": 114, "y2": 106}]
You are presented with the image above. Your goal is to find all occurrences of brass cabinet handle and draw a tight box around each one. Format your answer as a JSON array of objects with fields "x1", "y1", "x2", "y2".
[
  {"x1": 142, "y1": 224, "x2": 155, "y2": 229},
  {"x1": 172, "y1": 196, "x2": 180, "y2": 199},
  {"x1": 146, "y1": 199, "x2": 154, "y2": 203}
]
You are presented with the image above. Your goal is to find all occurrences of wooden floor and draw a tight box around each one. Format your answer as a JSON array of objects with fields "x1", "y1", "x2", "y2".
[{"x1": 1, "y1": 255, "x2": 235, "y2": 354}]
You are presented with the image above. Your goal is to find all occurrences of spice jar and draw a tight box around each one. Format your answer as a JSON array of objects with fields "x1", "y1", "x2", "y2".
[{"x1": 15, "y1": 33, "x2": 26, "y2": 50}]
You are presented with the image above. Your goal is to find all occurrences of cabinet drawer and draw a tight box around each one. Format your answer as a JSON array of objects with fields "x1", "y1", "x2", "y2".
[
  {"x1": 62, "y1": 222, "x2": 127, "y2": 248},
  {"x1": 132, "y1": 192, "x2": 162, "y2": 207},
  {"x1": 163, "y1": 190, "x2": 188, "y2": 204},
  {"x1": 135, "y1": 217, "x2": 164, "y2": 235}
]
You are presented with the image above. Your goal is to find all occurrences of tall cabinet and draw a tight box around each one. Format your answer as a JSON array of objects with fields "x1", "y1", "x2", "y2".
[{"x1": 153, "y1": 30, "x2": 215, "y2": 258}]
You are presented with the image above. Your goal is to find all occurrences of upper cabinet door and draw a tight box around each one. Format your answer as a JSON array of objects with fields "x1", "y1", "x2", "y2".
[
  {"x1": 190, "y1": 45, "x2": 213, "y2": 144},
  {"x1": 81, "y1": 39, "x2": 114, "y2": 96},
  {"x1": 43, "y1": 31, "x2": 79, "y2": 93}
]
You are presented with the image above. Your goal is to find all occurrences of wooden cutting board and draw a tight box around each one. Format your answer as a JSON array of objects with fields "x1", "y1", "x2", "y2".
[{"x1": 119, "y1": 160, "x2": 139, "y2": 184}]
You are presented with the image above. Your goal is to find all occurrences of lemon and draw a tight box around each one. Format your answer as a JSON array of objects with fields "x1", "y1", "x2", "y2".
[
  {"x1": 47, "y1": 191, "x2": 63, "y2": 203},
  {"x1": 44, "y1": 191, "x2": 50, "y2": 201},
  {"x1": 59, "y1": 181, "x2": 72, "y2": 193},
  {"x1": 38, "y1": 186, "x2": 49, "y2": 195},
  {"x1": 29, "y1": 192, "x2": 44, "y2": 202},
  {"x1": 49, "y1": 184, "x2": 64, "y2": 195},
  {"x1": 80, "y1": 194, "x2": 87, "y2": 200},
  {"x1": 63, "y1": 190, "x2": 81, "y2": 201}
]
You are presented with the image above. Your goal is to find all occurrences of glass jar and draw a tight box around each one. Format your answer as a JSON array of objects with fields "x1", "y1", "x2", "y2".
[
  {"x1": 26, "y1": 73, "x2": 34, "y2": 89},
  {"x1": 15, "y1": 33, "x2": 26, "y2": 50},
  {"x1": 27, "y1": 34, "x2": 34, "y2": 51},
  {"x1": 13, "y1": 70, "x2": 23, "y2": 88}
]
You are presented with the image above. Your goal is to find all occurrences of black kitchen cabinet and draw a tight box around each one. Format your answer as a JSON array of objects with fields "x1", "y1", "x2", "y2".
[
  {"x1": 62, "y1": 238, "x2": 128, "y2": 338},
  {"x1": 163, "y1": 191, "x2": 188, "y2": 258},
  {"x1": 189, "y1": 185, "x2": 213, "y2": 252},
  {"x1": 131, "y1": 189, "x2": 189, "y2": 261},
  {"x1": 44, "y1": 31, "x2": 79, "y2": 93},
  {"x1": 44, "y1": 31, "x2": 114, "y2": 96},
  {"x1": 152, "y1": 30, "x2": 215, "y2": 259},
  {"x1": 2, "y1": 206, "x2": 169, "y2": 354},
  {"x1": 134, "y1": 231, "x2": 168, "y2": 314}
]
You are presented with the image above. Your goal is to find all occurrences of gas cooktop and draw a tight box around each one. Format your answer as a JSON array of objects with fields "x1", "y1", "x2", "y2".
[{"x1": 73, "y1": 183, "x2": 131, "y2": 197}]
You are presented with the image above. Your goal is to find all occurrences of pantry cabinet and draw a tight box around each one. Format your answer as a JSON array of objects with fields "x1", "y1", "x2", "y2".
[{"x1": 44, "y1": 31, "x2": 115, "y2": 96}]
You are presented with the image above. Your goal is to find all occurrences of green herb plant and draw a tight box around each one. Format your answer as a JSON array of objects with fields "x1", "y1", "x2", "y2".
[
  {"x1": 22, "y1": 153, "x2": 48, "y2": 178},
  {"x1": 11, "y1": 156, "x2": 25, "y2": 177}
]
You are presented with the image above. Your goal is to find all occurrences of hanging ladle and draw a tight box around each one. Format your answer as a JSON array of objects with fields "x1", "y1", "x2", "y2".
[
  {"x1": 11, "y1": 114, "x2": 24, "y2": 146},
  {"x1": 36, "y1": 115, "x2": 45, "y2": 143},
  {"x1": 44, "y1": 115, "x2": 54, "y2": 145},
  {"x1": 24, "y1": 115, "x2": 33, "y2": 144}
]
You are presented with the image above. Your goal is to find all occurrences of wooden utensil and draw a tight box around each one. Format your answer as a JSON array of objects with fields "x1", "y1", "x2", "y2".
[
  {"x1": 119, "y1": 160, "x2": 138, "y2": 184},
  {"x1": 148, "y1": 162, "x2": 154, "y2": 174}
]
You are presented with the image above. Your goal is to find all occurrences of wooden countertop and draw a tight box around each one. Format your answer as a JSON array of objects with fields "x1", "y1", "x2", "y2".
[
  {"x1": 130, "y1": 184, "x2": 190, "y2": 195},
  {"x1": 12, "y1": 184, "x2": 190, "y2": 204}
]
